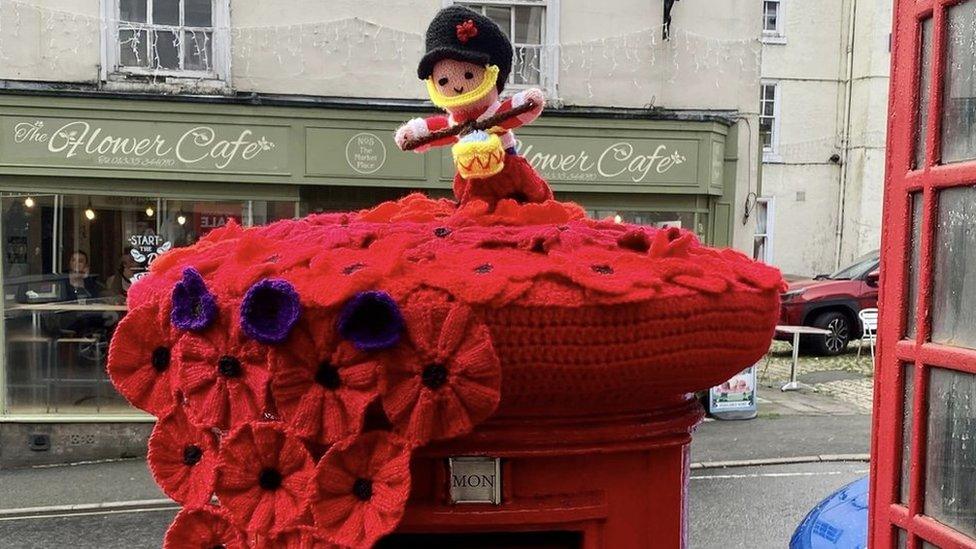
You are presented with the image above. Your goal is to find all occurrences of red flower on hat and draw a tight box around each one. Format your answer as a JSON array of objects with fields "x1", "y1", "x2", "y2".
[
  {"x1": 177, "y1": 311, "x2": 270, "y2": 430},
  {"x1": 107, "y1": 300, "x2": 178, "y2": 416},
  {"x1": 215, "y1": 422, "x2": 315, "y2": 534},
  {"x1": 147, "y1": 405, "x2": 219, "y2": 508},
  {"x1": 308, "y1": 431, "x2": 412, "y2": 548},
  {"x1": 163, "y1": 506, "x2": 247, "y2": 549},
  {"x1": 380, "y1": 291, "x2": 501, "y2": 444},
  {"x1": 456, "y1": 19, "x2": 478, "y2": 43},
  {"x1": 269, "y1": 309, "x2": 380, "y2": 445}
]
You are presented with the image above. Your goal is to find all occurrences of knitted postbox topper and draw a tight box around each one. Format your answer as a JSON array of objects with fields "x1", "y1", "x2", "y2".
[{"x1": 106, "y1": 7, "x2": 784, "y2": 549}]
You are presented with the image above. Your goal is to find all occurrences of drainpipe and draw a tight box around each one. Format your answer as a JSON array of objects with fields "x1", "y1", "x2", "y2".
[{"x1": 835, "y1": 0, "x2": 858, "y2": 270}]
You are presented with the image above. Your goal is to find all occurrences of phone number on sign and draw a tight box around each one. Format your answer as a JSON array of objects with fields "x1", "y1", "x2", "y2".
[{"x1": 97, "y1": 155, "x2": 177, "y2": 168}]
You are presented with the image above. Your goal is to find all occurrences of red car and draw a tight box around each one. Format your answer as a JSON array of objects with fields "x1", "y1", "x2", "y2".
[{"x1": 778, "y1": 250, "x2": 880, "y2": 355}]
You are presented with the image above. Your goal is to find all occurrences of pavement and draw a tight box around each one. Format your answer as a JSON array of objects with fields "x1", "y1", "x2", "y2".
[{"x1": 0, "y1": 342, "x2": 875, "y2": 548}]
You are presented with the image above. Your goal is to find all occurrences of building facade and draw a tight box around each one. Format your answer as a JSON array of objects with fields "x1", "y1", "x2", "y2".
[
  {"x1": 0, "y1": 0, "x2": 762, "y2": 465},
  {"x1": 759, "y1": 0, "x2": 891, "y2": 276}
]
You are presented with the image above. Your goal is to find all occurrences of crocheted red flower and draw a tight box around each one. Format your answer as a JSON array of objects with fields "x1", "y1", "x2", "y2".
[
  {"x1": 261, "y1": 527, "x2": 346, "y2": 548},
  {"x1": 163, "y1": 506, "x2": 247, "y2": 549},
  {"x1": 380, "y1": 293, "x2": 501, "y2": 444},
  {"x1": 456, "y1": 19, "x2": 478, "y2": 43},
  {"x1": 106, "y1": 300, "x2": 178, "y2": 416},
  {"x1": 215, "y1": 421, "x2": 315, "y2": 534},
  {"x1": 308, "y1": 431, "x2": 411, "y2": 548},
  {"x1": 292, "y1": 238, "x2": 410, "y2": 307},
  {"x1": 177, "y1": 312, "x2": 270, "y2": 430},
  {"x1": 269, "y1": 310, "x2": 380, "y2": 445},
  {"x1": 147, "y1": 405, "x2": 219, "y2": 508}
]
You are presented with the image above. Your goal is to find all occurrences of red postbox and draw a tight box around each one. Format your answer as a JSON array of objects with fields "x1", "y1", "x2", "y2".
[{"x1": 105, "y1": 7, "x2": 782, "y2": 548}]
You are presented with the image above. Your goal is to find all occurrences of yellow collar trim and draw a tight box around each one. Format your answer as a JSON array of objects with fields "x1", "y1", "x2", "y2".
[{"x1": 426, "y1": 65, "x2": 500, "y2": 109}]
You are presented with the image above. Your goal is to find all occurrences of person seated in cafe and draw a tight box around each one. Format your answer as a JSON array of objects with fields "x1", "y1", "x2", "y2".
[
  {"x1": 106, "y1": 248, "x2": 140, "y2": 302},
  {"x1": 63, "y1": 250, "x2": 102, "y2": 301}
]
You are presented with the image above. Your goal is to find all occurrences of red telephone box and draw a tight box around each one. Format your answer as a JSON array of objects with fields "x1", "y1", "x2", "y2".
[{"x1": 871, "y1": 1, "x2": 976, "y2": 547}]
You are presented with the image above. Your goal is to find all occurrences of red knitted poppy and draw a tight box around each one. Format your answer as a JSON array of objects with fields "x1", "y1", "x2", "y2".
[
  {"x1": 260, "y1": 527, "x2": 347, "y2": 548},
  {"x1": 269, "y1": 309, "x2": 380, "y2": 445},
  {"x1": 380, "y1": 290, "x2": 501, "y2": 445},
  {"x1": 308, "y1": 431, "x2": 411, "y2": 548},
  {"x1": 163, "y1": 506, "x2": 247, "y2": 549},
  {"x1": 147, "y1": 405, "x2": 219, "y2": 508},
  {"x1": 176, "y1": 309, "x2": 270, "y2": 431},
  {"x1": 106, "y1": 300, "x2": 178, "y2": 416},
  {"x1": 215, "y1": 421, "x2": 315, "y2": 534}
]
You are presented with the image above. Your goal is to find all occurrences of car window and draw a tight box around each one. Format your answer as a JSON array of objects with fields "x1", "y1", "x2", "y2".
[{"x1": 829, "y1": 252, "x2": 880, "y2": 280}]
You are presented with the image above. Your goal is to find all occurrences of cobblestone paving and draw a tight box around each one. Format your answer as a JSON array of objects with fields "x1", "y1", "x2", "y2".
[{"x1": 758, "y1": 340, "x2": 875, "y2": 412}]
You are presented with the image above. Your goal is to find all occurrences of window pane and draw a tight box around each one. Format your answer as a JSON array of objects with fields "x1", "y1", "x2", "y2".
[
  {"x1": 184, "y1": 0, "x2": 212, "y2": 27},
  {"x1": 485, "y1": 6, "x2": 512, "y2": 40},
  {"x1": 183, "y1": 30, "x2": 211, "y2": 71},
  {"x1": 153, "y1": 30, "x2": 180, "y2": 70},
  {"x1": 152, "y1": 0, "x2": 180, "y2": 25},
  {"x1": 941, "y1": 3, "x2": 976, "y2": 164},
  {"x1": 118, "y1": 29, "x2": 149, "y2": 68},
  {"x1": 900, "y1": 363, "x2": 914, "y2": 503},
  {"x1": 906, "y1": 192, "x2": 922, "y2": 338},
  {"x1": 896, "y1": 528, "x2": 908, "y2": 549},
  {"x1": 2, "y1": 195, "x2": 158, "y2": 414},
  {"x1": 763, "y1": 1, "x2": 778, "y2": 32},
  {"x1": 159, "y1": 200, "x2": 245, "y2": 247},
  {"x1": 119, "y1": 0, "x2": 147, "y2": 23},
  {"x1": 514, "y1": 6, "x2": 543, "y2": 44},
  {"x1": 925, "y1": 368, "x2": 976, "y2": 537},
  {"x1": 931, "y1": 186, "x2": 976, "y2": 348},
  {"x1": 914, "y1": 18, "x2": 933, "y2": 170},
  {"x1": 760, "y1": 118, "x2": 773, "y2": 150},
  {"x1": 513, "y1": 46, "x2": 541, "y2": 85}
]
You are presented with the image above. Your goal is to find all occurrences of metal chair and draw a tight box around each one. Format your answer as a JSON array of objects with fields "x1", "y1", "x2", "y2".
[{"x1": 857, "y1": 308, "x2": 879, "y2": 362}]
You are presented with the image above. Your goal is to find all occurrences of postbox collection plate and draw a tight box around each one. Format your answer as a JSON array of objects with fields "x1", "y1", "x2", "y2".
[{"x1": 448, "y1": 456, "x2": 501, "y2": 504}]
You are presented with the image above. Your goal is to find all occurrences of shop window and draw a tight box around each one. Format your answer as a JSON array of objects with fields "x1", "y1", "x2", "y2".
[
  {"x1": 760, "y1": 82, "x2": 781, "y2": 162},
  {"x1": 753, "y1": 197, "x2": 773, "y2": 263},
  {"x1": 106, "y1": 0, "x2": 229, "y2": 80},
  {"x1": 941, "y1": 3, "x2": 976, "y2": 164},
  {"x1": 454, "y1": 1, "x2": 557, "y2": 91},
  {"x1": 924, "y1": 367, "x2": 976, "y2": 537},
  {"x1": 762, "y1": 0, "x2": 785, "y2": 43},
  {"x1": 913, "y1": 19, "x2": 934, "y2": 171},
  {"x1": 0, "y1": 193, "x2": 296, "y2": 415},
  {"x1": 931, "y1": 186, "x2": 976, "y2": 349}
]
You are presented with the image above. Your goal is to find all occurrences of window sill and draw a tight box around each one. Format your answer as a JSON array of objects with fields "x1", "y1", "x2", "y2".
[
  {"x1": 762, "y1": 153, "x2": 783, "y2": 164},
  {"x1": 761, "y1": 34, "x2": 787, "y2": 45},
  {"x1": 103, "y1": 74, "x2": 230, "y2": 94}
]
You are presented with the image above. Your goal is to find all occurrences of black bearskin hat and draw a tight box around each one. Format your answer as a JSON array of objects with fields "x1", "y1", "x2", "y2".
[{"x1": 417, "y1": 5, "x2": 514, "y2": 92}]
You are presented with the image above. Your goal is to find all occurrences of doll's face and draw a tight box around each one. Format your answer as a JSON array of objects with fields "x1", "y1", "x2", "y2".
[{"x1": 431, "y1": 59, "x2": 487, "y2": 97}]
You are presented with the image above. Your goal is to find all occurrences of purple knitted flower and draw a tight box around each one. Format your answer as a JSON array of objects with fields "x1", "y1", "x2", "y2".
[
  {"x1": 240, "y1": 279, "x2": 302, "y2": 344},
  {"x1": 170, "y1": 268, "x2": 217, "y2": 332},
  {"x1": 338, "y1": 291, "x2": 404, "y2": 352}
]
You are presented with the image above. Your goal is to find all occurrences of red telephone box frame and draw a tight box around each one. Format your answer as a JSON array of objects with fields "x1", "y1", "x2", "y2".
[{"x1": 872, "y1": 0, "x2": 976, "y2": 547}]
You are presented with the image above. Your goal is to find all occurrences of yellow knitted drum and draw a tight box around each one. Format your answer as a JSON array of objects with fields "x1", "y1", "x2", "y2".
[{"x1": 451, "y1": 131, "x2": 505, "y2": 179}]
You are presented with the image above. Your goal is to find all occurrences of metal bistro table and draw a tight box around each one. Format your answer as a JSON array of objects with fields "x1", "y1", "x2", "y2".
[
  {"x1": 4, "y1": 301, "x2": 128, "y2": 411},
  {"x1": 775, "y1": 325, "x2": 833, "y2": 392}
]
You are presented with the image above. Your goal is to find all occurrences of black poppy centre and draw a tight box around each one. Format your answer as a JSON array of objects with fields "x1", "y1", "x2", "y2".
[
  {"x1": 151, "y1": 346, "x2": 171, "y2": 373},
  {"x1": 182, "y1": 444, "x2": 203, "y2": 466},
  {"x1": 258, "y1": 467, "x2": 283, "y2": 490},
  {"x1": 352, "y1": 477, "x2": 373, "y2": 501},
  {"x1": 422, "y1": 363, "x2": 449, "y2": 390},
  {"x1": 218, "y1": 356, "x2": 242, "y2": 378},
  {"x1": 315, "y1": 361, "x2": 342, "y2": 390}
]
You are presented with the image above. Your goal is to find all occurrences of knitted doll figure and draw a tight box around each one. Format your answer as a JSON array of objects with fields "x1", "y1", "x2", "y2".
[{"x1": 394, "y1": 5, "x2": 553, "y2": 207}]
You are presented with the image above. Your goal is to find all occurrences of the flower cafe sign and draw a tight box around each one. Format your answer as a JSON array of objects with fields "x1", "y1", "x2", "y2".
[{"x1": 1, "y1": 116, "x2": 289, "y2": 174}]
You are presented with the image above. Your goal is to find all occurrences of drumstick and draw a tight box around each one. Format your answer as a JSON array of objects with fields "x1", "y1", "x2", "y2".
[{"x1": 401, "y1": 100, "x2": 537, "y2": 151}]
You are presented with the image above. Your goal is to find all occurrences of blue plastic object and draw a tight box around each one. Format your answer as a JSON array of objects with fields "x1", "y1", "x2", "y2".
[{"x1": 790, "y1": 476, "x2": 869, "y2": 549}]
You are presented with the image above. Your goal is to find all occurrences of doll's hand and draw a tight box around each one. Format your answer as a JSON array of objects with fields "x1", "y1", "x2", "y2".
[
  {"x1": 512, "y1": 88, "x2": 545, "y2": 120},
  {"x1": 394, "y1": 118, "x2": 430, "y2": 152}
]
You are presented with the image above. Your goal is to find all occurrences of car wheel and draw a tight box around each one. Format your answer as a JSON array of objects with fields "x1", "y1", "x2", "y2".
[{"x1": 812, "y1": 312, "x2": 851, "y2": 356}]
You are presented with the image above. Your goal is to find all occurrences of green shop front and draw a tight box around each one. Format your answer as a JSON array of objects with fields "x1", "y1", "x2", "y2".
[{"x1": 0, "y1": 93, "x2": 739, "y2": 464}]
